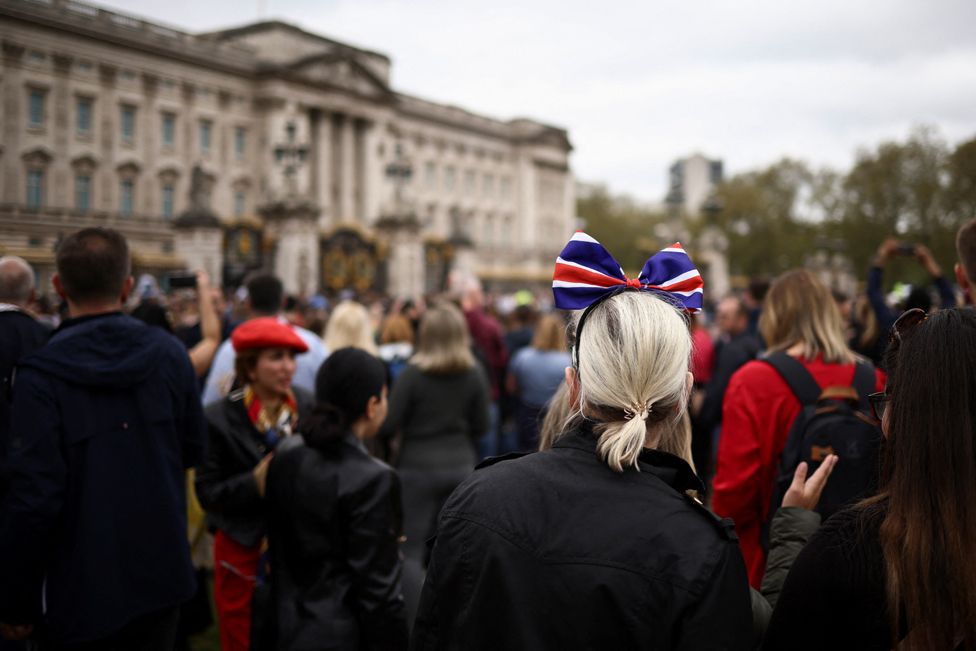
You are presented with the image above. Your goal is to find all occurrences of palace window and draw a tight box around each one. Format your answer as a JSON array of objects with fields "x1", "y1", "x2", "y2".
[
  {"x1": 120, "y1": 105, "x2": 136, "y2": 143},
  {"x1": 234, "y1": 127, "x2": 246, "y2": 160},
  {"x1": 76, "y1": 97, "x2": 92, "y2": 135},
  {"x1": 75, "y1": 174, "x2": 91, "y2": 213},
  {"x1": 119, "y1": 179, "x2": 134, "y2": 216},
  {"x1": 444, "y1": 166, "x2": 456, "y2": 192},
  {"x1": 28, "y1": 89, "x2": 45, "y2": 128},
  {"x1": 234, "y1": 191, "x2": 246, "y2": 217},
  {"x1": 425, "y1": 162, "x2": 437, "y2": 189},
  {"x1": 26, "y1": 170, "x2": 44, "y2": 209},
  {"x1": 161, "y1": 113, "x2": 175, "y2": 148},
  {"x1": 199, "y1": 120, "x2": 212, "y2": 154},
  {"x1": 161, "y1": 183, "x2": 174, "y2": 218}
]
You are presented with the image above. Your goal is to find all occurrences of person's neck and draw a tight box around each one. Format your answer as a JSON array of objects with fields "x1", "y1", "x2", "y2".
[
  {"x1": 251, "y1": 385, "x2": 284, "y2": 412},
  {"x1": 67, "y1": 302, "x2": 123, "y2": 319},
  {"x1": 350, "y1": 417, "x2": 371, "y2": 441}
]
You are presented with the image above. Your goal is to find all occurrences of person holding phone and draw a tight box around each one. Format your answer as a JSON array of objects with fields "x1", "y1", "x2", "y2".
[{"x1": 195, "y1": 318, "x2": 312, "y2": 651}]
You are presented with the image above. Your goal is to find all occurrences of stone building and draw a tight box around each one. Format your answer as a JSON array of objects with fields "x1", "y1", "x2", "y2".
[{"x1": 0, "y1": 0, "x2": 574, "y2": 297}]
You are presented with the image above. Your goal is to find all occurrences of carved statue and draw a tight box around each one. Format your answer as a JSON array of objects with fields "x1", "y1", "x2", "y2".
[{"x1": 189, "y1": 165, "x2": 211, "y2": 211}]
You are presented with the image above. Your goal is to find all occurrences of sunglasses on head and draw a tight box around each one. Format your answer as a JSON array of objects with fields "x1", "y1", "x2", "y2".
[{"x1": 890, "y1": 307, "x2": 928, "y2": 344}]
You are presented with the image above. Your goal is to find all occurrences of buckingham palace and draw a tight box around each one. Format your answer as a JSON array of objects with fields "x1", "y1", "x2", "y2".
[{"x1": 0, "y1": 0, "x2": 574, "y2": 297}]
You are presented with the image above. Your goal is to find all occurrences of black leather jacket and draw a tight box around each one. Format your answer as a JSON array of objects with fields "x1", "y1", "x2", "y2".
[
  {"x1": 195, "y1": 388, "x2": 312, "y2": 547},
  {"x1": 264, "y1": 434, "x2": 408, "y2": 651},
  {"x1": 412, "y1": 424, "x2": 753, "y2": 650}
]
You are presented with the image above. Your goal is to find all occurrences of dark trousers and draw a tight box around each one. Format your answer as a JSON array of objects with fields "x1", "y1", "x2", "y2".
[{"x1": 39, "y1": 607, "x2": 179, "y2": 651}]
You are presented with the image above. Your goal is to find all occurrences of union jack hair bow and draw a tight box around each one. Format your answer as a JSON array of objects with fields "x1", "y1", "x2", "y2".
[{"x1": 552, "y1": 231, "x2": 704, "y2": 312}]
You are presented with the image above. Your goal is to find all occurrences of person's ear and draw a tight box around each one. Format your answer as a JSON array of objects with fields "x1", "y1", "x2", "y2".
[
  {"x1": 565, "y1": 366, "x2": 581, "y2": 411},
  {"x1": 365, "y1": 395, "x2": 380, "y2": 421},
  {"x1": 956, "y1": 263, "x2": 971, "y2": 299},
  {"x1": 119, "y1": 276, "x2": 135, "y2": 304},
  {"x1": 52, "y1": 273, "x2": 66, "y2": 299}
]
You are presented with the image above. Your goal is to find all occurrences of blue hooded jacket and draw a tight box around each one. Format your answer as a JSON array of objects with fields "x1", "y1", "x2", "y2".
[{"x1": 0, "y1": 312, "x2": 206, "y2": 644}]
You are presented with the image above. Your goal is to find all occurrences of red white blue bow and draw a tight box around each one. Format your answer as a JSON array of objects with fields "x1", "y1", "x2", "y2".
[{"x1": 552, "y1": 232, "x2": 704, "y2": 312}]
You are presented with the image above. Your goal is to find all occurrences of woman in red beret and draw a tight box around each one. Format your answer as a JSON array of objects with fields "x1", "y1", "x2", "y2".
[{"x1": 195, "y1": 317, "x2": 314, "y2": 651}]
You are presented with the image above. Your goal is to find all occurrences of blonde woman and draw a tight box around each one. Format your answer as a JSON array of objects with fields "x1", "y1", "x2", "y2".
[
  {"x1": 323, "y1": 300, "x2": 378, "y2": 355},
  {"x1": 506, "y1": 313, "x2": 571, "y2": 450},
  {"x1": 377, "y1": 303, "x2": 488, "y2": 613},
  {"x1": 412, "y1": 237, "x2": 751, "y2": 649},
  {"x1": 711, "y1": 269, "x2": 885, "y2": 589}
]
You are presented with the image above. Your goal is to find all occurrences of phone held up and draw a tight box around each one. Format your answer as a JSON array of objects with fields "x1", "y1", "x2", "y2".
[
  {"x1": 896, "y1": 243, "x2": 916, "y2": 256},
  {"x1": 166, "y1": 272, "x2": 197, "y2": 289}
]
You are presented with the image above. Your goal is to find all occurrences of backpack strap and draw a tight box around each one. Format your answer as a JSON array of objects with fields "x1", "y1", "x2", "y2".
[
  {"x1": 851, "y1": 361, "x2": 877, "y2": 410},
  {"x1": 763, "y1": 351, "x2": 822, "y2": 406}
]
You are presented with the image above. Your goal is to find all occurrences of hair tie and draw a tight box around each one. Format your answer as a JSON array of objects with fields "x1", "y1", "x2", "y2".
[{"x1": 624, "y1": 402, "x2": 653, "y2": 422}]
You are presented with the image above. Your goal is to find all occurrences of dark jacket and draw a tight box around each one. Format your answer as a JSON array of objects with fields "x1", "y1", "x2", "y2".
[
  {"x1": 265, "y1": 434, "x2": 408, "y2": 651},
  {"x1": 411, "y1": 425, "x2": 753, "y2": 651},
  {"x1": 0, "y1": 312, "x2": 205, "y2": 644},
  {"x1": 0, "y1": 308, "x2": 49, "y2": 491},
  {"x1": 700, "y1": 331, "x2": 761, "y2": 434},
  {"x1": 196, "y1": 387, "x2": 312, "y2": 547}
]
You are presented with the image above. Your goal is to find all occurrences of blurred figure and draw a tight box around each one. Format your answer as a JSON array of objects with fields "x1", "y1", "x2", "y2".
[
  {"x1": 764, "y1": 308, "x2": 976, "y2": 650},
  {"x1": 202, "y1": 274, "x2": 327, "y2": 405},
  {"x1": 956, "y1": 217, "x2": 976, "y2": 305},
  {"x1": 506, "y1": 313, "x2": 571, "y2": 451},
  {"x1": 0, "y1": 257, "x2": 49, "y2": 494},
  {"x1": 265, "y1": 348, "x2": 408, "y2": 651},
  {"x1": 460, "y1": 279, "x2": 508, "y2": 458},
  {"x1": 697, "y1": 296, "x2": 760, "y2": 482},
  {"x1": 0, "y1": 228, "x2": 205, "y2": 650},
  {"x1": 196, "y1": 318, "x2": 312, "y2": 651},
  {"x1": 744, "y1": 276, "x2": 770, "y2": 340},
  {"x1": 503, "y1": 302, "x2": 537, "y2": 356},
  {"x1": 712, "y1": 270, "x2": 885, "y2": 589},
  {"x1": 379, "y1": 303, "x2": 489, "y2": 620},
  {"x1": 378, "y1": 312, "x2": 415, "y2": 383},
  {"x1": 868, "y1": 239, "x2": 955, "y2": 333},
  {"x1": 849, "y1": 294, "x2": 884, "y2": 366},
  {"x1": 324, "y1": 300, "x2": 378, "y2": 356}
]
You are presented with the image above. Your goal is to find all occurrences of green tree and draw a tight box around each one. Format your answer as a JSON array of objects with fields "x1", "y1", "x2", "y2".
[{"x1": 576, "y1": 184, "x2": 667, "y2": 275}]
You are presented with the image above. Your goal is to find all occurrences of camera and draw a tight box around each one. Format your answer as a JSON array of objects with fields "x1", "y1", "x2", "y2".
[
  {"x1": 166, "y1": 272, "x2": 197, "y2": 289},
  {"x1": 896, "y1": 243, "x2": 916, "y2": 256}
]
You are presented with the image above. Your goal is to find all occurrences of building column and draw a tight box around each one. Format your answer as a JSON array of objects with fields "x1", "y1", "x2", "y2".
[
  {"x1": 339, "y1": 114, "x2": 356, "y2": 222},
  {"x1": 311, "y1": 109, "x2": 332, "y2": 230},
  {"x1": 50, "y1": 53, "x2": 73, "y2": 209},
  {"x1": 1, "y1": 41, "x2": 25, "y2": 204},
  {"x1": 360, "y1": 119, "x2": 381, "y2": 226},
  {"x1": 98, "y1": 64, "x2": 117, "y2": 212}
]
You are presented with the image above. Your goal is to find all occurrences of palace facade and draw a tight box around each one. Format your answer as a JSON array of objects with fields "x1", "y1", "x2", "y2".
[{"x1": 0, "y1": 0, "x2": 574, "y2": 297}]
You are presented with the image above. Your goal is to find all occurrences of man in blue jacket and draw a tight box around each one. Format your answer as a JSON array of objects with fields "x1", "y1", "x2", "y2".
[{"x1": 0, "y1": 228, "x2": 206, "y2": 650}]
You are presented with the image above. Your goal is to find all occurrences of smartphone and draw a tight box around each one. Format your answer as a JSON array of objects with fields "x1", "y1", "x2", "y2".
[
  {"x1": 896, "y1": 243, "x2": 916, "y2": 256},
  {"x1": 166, "y1": 272, "x2": 197, "y2": 289}
]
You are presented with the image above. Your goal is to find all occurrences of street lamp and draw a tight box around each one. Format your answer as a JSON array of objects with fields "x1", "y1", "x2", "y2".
[{"x1": 273, "y1": 121, "x2": 308, "y2": 196}]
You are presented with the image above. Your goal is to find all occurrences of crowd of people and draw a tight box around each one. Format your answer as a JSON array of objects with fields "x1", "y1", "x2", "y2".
[{"x1": 0, "y1": 216, "x2": 974, "y2": 650}]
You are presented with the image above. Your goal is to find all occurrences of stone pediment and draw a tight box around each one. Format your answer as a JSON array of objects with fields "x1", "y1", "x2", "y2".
[{"x1": 282, "y1": 53, "x2": 392, "y2": 101}]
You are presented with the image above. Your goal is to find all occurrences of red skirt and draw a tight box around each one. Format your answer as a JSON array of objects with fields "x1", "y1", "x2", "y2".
[{"x1": 213, "y1": 530, "x2": 262, "y2": 651}]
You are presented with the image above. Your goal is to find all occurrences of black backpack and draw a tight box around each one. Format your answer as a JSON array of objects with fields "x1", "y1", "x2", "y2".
[{"x1": 761, "y1": 352, "x2": 882, "y2": 549}]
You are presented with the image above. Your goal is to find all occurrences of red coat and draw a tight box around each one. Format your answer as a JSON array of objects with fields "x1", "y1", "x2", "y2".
[{"x1": 711, "y1": 355, "x2": 885, "y2": 588}]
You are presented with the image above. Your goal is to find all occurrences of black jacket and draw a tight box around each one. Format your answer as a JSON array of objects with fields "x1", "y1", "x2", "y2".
[
  {"x1": 411, "y1": 425, "x2": 753, "y2": 651},
  {"x1": 0, "y1": 308, "x2": 49, "y2": 493},
  {"x1": 196, "y1": 387, "x2": 312, "y2": 547},
  {"x1": 0, "y1": 312, "x2": 205, "y2": 644},
  {"x1": 264, "y1": 434, "x2": 408, "y2": 651},
  {"x1": 700, "y1": 332, "x2": 760, "y2": 434}
]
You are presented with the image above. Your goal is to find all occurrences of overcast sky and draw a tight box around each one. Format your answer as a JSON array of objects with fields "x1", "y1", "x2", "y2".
[{"x1": 98, "y1": 0, "x2": 976, "y2": 202}]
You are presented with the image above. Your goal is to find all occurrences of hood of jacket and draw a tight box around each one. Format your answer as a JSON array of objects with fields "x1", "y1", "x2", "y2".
[{"x1": 19, "y1": 312, "x2": 172, "y2": 388}]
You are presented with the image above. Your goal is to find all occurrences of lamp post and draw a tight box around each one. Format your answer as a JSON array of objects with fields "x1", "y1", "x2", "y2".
[{"x1": 273, "y1": 122, "x2": 308, "y2": 197}]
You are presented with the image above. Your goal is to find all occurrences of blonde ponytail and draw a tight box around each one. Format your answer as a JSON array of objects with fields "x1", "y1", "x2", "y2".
[{"x1": 574, "y1": 291, "x2": 692, "y2": 472}]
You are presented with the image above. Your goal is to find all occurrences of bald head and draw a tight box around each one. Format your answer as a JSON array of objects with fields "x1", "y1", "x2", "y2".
[{"x1": 0, "y1": 256, "x2": 35, "y2": 306}]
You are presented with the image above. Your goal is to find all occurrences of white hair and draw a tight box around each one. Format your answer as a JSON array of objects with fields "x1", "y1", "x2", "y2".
[
  {"x1": 324, "y1": 300, "x2": 378, "y2": 355},
  {"x1": 574, "y1": 291, "x2": 692, "y2": 472},
  {"x1": 0, "y1": 256, "x2": 35, "y2": 305}
]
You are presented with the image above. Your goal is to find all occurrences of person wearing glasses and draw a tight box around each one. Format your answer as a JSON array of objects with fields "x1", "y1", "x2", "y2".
[
  {"x1": 711, "y1": 270, "x2": 886, "y2": 589},
  {"x1": 763, "y1": 307, "x2": 976, "y2": 649}
]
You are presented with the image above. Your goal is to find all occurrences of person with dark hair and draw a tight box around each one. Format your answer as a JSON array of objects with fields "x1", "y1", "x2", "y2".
[
  {"x1": 764, "y1": 307, "x2": 976, "y2": 649},
  {"x1": 263, "y1": 348, "x2": 408, "y2": 651},
  {"x1": 196, "y1": 317, "x2": 313, "y2": 651},
  {"x1": 956, "y1": 217, "x2": 976, "y2": 305},
  {"x1": 0, "y1": 228, "x2": 206, "y2": 650},
  {"x1": 202, "y1": 274, "x2": 326, "y2": 405}
]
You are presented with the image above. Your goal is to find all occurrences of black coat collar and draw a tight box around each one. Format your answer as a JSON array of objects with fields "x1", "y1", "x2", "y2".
[{"x1": 553, "y1": 423, "x2": 705, "y2": 496}]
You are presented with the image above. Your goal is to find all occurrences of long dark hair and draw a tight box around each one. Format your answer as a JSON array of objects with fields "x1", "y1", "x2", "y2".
[
  {"x1": 871, "y1": 307, "x2": 976, "y2": 648},
  {"x1": 301, "y1": 347, "x2": 387, "y2": 451}
]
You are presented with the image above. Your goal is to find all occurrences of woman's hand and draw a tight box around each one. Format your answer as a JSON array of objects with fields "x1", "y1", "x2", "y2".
[
  {"x1": 782, "y1": 455, "x2": 838, "y2": 511},
  {"x1": 253, "y1": 453, "x2": 273, "y2": 497}
]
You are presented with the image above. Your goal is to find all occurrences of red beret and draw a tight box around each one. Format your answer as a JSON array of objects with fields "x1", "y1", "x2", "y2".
[{"x1": 231, "y1": 317, "x2": 309, "y2": 354}]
